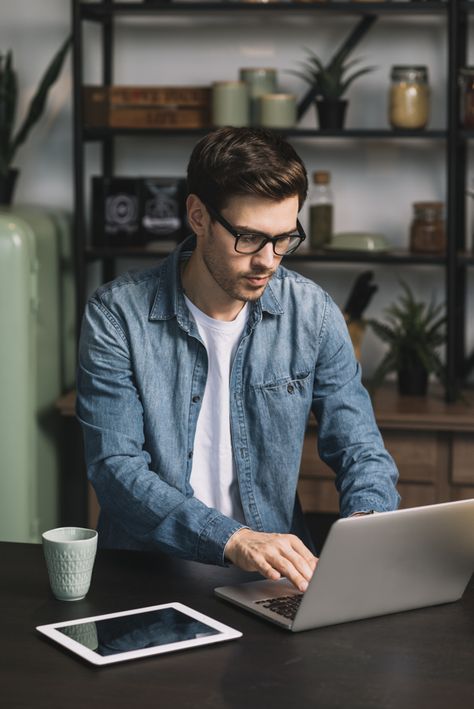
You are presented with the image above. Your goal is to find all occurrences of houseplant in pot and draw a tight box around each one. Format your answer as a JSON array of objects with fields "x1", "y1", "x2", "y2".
[
  {"x1": 368, "y1": 281, "x2": 446, "y2": 396},
  {"x1": 288, "y1": 18, "x2": 375, "y2": 130},
  {"x1": 0, "y1": 36, "x2": 70, "y2": 205}
]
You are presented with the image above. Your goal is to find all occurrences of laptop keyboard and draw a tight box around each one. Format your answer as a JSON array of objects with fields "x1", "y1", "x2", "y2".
[{"x1": 254, "y1": 594, "x2": 303, "y2": 620}]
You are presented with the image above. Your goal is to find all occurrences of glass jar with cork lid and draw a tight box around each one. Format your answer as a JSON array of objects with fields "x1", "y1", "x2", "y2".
[
  {"x1": 459, "y1": 68, "x2": 474, "y2": 128},
  {"x1": 309, "y1": 171, "x2": 333, "y2": 249},
  {"x1": 389, "y1": 66, "x2": 430, "y2": 130},
  {"x1": 409, "y1": 202, "x2": 445, "y2": 254}
]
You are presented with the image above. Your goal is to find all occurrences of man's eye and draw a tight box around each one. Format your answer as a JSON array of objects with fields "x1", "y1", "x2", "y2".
[{"x1": 240, "y1": 235, "x2": 262, "y2": 245}]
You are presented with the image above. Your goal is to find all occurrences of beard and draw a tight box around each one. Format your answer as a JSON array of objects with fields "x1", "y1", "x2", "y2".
[{"x1": 201, "y1": 230, "x2": 276, "y2": 303}]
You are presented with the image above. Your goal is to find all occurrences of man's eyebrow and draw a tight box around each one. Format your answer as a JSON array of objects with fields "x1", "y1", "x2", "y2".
[{"x1": 234, "y1": 225, "x2": 297, "y2": 236}]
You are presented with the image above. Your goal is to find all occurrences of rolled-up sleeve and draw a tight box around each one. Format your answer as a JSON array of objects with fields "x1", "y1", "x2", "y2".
[{"x1": 311, "y1": 294, "x2": 400, "y2": 516}]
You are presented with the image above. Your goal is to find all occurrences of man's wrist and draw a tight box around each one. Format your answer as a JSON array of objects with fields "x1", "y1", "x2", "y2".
[{"x1": 223, "y1": 526, "x2": 250, "y2": 564}]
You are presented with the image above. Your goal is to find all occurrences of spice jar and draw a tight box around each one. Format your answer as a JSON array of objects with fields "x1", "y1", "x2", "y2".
[
  {"x1": 409, "y1": 202, "x2": 445, "y2": 254},
  {"x1": 459, "y1": 68, "x2": 474, "y2": 128},
  {"x1": 389, "y1": 66, "x2": 430, "y2": 130}
]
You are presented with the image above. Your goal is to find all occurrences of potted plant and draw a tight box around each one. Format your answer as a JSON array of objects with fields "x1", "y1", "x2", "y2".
[
  {"x1": 288, "y1": 16, "x2": 375, "y2": 130},
  {"x1": 0, "y1": 36, "x2": 70, "y2": 205},
  {"x1": 368, "y1": 281, "x2": 446, "y2": 397}
]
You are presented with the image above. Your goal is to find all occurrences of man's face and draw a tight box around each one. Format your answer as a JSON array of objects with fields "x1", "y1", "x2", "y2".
[{"x1": 200, "y1": 194, "x2": 300, "y2": 304}]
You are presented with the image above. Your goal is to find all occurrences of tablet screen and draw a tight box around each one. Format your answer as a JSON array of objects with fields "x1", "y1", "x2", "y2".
[{"x1": 58, "y1": 607, "x2": 220, "y2": 657}]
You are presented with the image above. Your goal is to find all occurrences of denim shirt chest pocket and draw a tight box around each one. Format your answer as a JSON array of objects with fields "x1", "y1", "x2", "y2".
[{"x1": 248, "y1": 371, "x2": 313, "y2": 440}]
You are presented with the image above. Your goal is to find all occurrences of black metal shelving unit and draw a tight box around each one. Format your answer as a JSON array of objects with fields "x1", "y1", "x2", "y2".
[
  {"x1": 72, "y1": 0, "x2": 471, "y2": 402},
  {"x1": 85, "y1": 245, "x2": 448, "y2": 265},
  {"x1": 80, "y1": 1, "x2": 449, "y2": 20},
  {"x1": 83, "y1": 127, "x2": 448, "y2": 140}
]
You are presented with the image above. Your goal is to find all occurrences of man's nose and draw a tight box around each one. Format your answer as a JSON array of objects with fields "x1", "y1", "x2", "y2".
[{"x1": 251, "y1": 242, "x2": 276, "y2": 270}]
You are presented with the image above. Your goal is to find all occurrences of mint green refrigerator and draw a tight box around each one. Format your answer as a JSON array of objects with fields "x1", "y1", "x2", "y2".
[{"x1": 0, "y1": 207, "x2": 75, "y2": 542}]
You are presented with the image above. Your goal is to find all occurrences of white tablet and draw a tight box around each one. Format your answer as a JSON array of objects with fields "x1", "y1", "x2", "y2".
[{"x1": 36, "y1": 602, "x2": 242, "y2": 666}]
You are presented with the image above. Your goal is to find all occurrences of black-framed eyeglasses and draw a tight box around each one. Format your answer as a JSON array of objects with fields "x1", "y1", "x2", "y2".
[{"x1": 205, "y1": 202, "x2": 306, "y2": 256}]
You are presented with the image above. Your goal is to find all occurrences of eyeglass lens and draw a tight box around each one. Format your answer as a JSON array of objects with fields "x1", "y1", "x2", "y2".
[{"x1": 235, "y1": 234, "x2": 302, "y2": 255}]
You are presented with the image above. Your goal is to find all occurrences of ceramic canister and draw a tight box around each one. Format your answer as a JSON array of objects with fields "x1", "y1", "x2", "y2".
[
  {"x1": 212, "y1": 81, "x2": 249, "y2": 127},
  {"x1": 260, "y1": 93, "x2": 297, "y2": 129},
  {"x1": 239, "y1": 68, "x2": 278, "y2": 125}
]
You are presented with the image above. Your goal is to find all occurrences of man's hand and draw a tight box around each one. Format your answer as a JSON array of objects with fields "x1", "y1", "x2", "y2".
[{"x1": 224, "y1": 528, "x2": 318, "y2": 592}]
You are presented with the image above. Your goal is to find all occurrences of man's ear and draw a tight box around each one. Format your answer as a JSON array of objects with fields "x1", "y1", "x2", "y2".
[{"x1": 187, "y1": 194, "x2": 209, "y2": 237}]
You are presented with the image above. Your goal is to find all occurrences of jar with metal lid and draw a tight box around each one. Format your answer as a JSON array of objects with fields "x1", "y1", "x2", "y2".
[
  {"x1": 459, "y1": 67, "x2": 474, "y2": 128},
  {"x1": 409, "y1": 202, "x2": 445, "y2": 254},
  {"x1": 389, "y1": 66, "x2": 430, "y2": 130}
]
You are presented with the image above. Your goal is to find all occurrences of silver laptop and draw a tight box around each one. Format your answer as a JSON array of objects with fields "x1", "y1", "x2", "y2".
[{"x1": 215, "y1": 499, "x2": 474, "y2": 632}]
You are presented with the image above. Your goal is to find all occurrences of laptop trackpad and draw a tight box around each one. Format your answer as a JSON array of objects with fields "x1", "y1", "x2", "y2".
[{"x1": 215, "y1": 577, "x2": 299, "y2": 604}]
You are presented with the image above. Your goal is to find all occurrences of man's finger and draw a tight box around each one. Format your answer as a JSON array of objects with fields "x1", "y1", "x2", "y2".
[
  {"x1": 265, "y1": 549, "x2": 311, "y2": 592},
  {"x1": 289, "y1": 535, "x2": 319, "y2": 566},
  {"x1": 279, "y1": 548, "x2": 315, "y2": 583},
  {"x1": 256, "y1": 557, "x2": 282, "y2": 582}
]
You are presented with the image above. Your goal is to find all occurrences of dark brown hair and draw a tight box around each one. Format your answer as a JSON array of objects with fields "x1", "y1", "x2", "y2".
[{"x1": 186, "y1": 127, "x2": 308, "y2": 212}]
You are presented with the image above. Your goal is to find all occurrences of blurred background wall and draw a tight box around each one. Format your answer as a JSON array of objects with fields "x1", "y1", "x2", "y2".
[{"x1": 1, "y1": 0, "x2": 473, "y2": 380}]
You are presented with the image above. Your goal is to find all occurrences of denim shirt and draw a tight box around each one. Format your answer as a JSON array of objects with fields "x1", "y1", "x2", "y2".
[{"x1": 77, "y1": 236, "x2": 400, "y2": 566}]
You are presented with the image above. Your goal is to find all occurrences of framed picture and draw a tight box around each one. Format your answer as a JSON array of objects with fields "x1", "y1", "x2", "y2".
[{"x1": 92, "y1": 176, "x2": 188, "y2": 249}]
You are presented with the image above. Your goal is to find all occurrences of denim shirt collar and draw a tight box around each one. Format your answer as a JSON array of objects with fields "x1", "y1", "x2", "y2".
[{"x1": 149, "y1": 235, "x2": 284, "y2": 326}]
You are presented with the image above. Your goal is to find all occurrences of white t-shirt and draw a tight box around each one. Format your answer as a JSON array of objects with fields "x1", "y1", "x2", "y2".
[{"x1": 184, "y1": 295, "x2": 248, "y2": 523}]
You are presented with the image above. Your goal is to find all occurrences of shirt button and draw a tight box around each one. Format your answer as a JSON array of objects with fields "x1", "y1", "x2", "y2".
[
  {"x1": 188, "y1": 451, "x2": 193, "y2": 459},
  {"x1": 192, "y1": 395, "x2": 201, "y2": 403},
  {"x1": 287, "y1": 384, "x2": 295, "y2": 394}
]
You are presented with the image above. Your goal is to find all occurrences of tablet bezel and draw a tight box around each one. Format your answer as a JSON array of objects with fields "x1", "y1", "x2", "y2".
[{"x1": 36, "y1": 602, "x2": 242, "y2": 666}]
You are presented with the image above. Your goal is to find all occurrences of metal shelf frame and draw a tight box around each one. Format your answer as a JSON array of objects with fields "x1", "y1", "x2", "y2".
[
  {"x1": 85, "y1": 246, "x2": 448, "y2": 265},
  {"x1": 83, "y1": 126, "x2": 448, "y2": 140},
  {"x1": 72, "y1": 0, "x2": 469, "y2": 402},
  {"x1": 80, "y1": 2, "x2": 449, "y2": 22}
]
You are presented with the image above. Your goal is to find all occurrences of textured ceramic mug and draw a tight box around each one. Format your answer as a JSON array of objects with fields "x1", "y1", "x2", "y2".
[{"x1": 42, "y1": 527, "x2": 98, "y2": 602}]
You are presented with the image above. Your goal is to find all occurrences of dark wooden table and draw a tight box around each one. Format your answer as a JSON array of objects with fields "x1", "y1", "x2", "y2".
[{"x1": 2, "y1": 542, "x2": 473, "y2": 709}]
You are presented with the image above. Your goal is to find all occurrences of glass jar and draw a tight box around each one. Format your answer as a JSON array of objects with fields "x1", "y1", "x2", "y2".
[
  {"x1": 409, "y1": 202, "x2": 445, "y2": 254},
  {"x1": 459, "y1": 68, "x2": 474, "y2": 128},
  {"x1": 309, "y1": 171, "x2": 333, "y2": 248},
  {"x1": 389, "y1": 66, "x2": 430, "y2": 130}
]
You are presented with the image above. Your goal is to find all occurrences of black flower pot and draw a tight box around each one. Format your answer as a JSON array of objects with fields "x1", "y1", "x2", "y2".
[
  {"x1": 315, "y1": 99, "x2": 348, "y2": 130},
  {"x1": 0, "y1": 169, "x2": 19, "y2": 205},
  {"x1": 397, "y1": 362, "x2": 429, "y2": 397}
]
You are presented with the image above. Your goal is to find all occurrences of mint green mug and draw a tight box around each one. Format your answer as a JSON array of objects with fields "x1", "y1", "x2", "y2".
[{"x1": 42, "y1": 527, "x2": 98, "y2": 601}]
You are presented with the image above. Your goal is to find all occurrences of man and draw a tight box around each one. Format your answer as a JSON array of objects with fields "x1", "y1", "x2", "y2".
[{"x1": 77, "y1": 127, "x2": 399, "y2": 594}]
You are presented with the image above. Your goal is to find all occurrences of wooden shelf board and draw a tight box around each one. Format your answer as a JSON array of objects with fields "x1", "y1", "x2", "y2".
[{"x1": 304, "y1": 384, "x2": 474, "y2": 432}]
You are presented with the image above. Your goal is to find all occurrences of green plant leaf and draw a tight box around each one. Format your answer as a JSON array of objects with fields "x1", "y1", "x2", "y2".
[
  {"x1": 0, "y1": 51, "x2": 17, "y2": 177},
  {"x1": 9, "y1": 35, "x2": 71, "y2": 165},
  {"x1": 340, "y1": 67, "x2": 375, "y2": 95},
  {"x1": 291, "y1": 33, "x2": 374, "y2": 100},
  {"x1": 327, "y1": 17, "x2": 375, "y2": 73},
  {"x1": 369, "y1": 280, "x2": 446, "y2": 388},
  {"x1": 287, "y1": 69, "x2": 319, "y2": 87},
  {"x1": 367, "y1": 319, "x2": 397, "y2": 344},
  {"x1": 369, "y1": 351, "x2": 397, "y2": 392}
]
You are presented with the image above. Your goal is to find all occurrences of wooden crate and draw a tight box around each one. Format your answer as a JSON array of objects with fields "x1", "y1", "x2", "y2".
[{"x1": 83, "y1": 85, "x2": 211, "y2": 128}]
